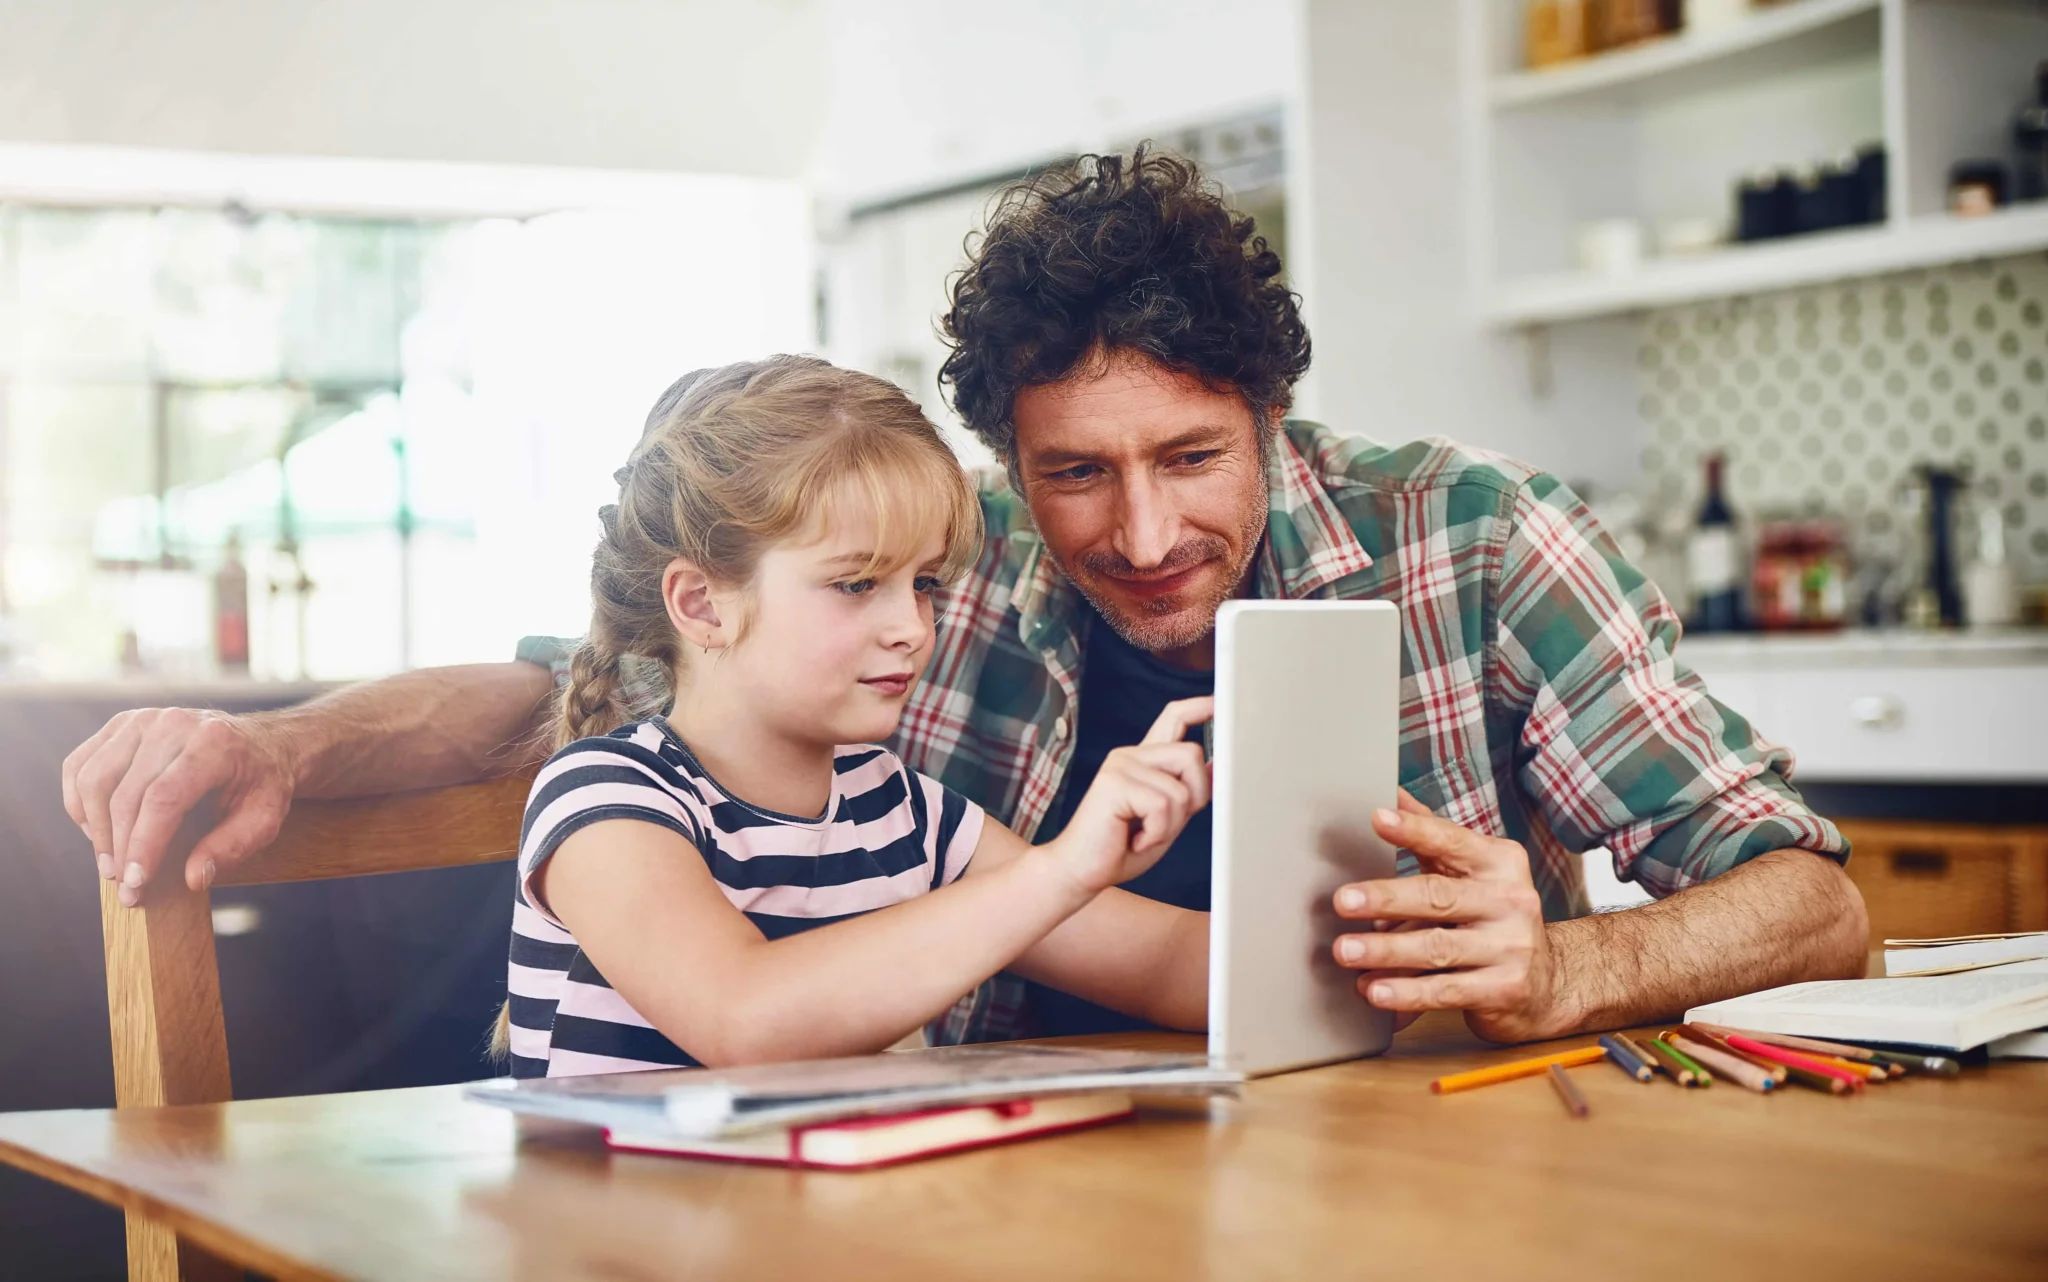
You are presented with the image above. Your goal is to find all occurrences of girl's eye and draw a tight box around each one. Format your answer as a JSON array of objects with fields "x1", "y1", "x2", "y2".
[
  {"x1": 913, "y1": 575, "x2": 942, "y2": 595},
  {"x1": 835, "y1": 579, "x2": 877, "y2": 596}
]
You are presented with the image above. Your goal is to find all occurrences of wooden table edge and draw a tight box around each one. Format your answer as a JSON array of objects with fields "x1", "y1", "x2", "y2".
[{"x1": 0, "y1": 1131, "x2": 340, "y2": 1282}]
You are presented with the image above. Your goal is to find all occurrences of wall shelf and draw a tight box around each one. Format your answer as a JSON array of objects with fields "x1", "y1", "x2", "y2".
[
  {"x1": 1483, "y1": 204, "x2": 2048, "y2": 325},
  {"x1": 1489, "y1": 0, "x2": 1880, "y2": 110},
  {"x1": 1468, "y1": 0, "x2": 2048, "y2": 328}
]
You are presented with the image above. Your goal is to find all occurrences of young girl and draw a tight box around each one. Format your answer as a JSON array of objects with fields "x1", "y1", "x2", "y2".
[{"x1": 498, "y1": 355, "x2": 1210, "y2": 1077}]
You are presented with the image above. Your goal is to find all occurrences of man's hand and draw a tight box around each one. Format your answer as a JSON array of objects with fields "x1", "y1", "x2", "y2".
[
  {"x1": 1329, "y1": 790, "x2": 1574, "y2": 1044},
  {"x1": 62, "y1": 708, "x2": 299, "y2": 905}
]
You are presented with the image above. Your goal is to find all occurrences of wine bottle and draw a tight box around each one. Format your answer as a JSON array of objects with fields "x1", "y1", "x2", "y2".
[
  {"x1": 1687, "y1": 454, "x2": 1744, "y2": 633},
  {"x1": 214, "y1": 532, "x2": 251, "y2": 674}
]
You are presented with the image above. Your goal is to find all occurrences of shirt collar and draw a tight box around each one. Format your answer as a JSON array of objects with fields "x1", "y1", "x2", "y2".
[{"x1": 1008, "y1": 422, "x2": 1374, "y2": 646}]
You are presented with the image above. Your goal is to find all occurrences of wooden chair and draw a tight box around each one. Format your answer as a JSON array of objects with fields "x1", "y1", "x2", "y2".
[{"x1": 96, "y1": 770, "x2": 535, "y2": 1282}]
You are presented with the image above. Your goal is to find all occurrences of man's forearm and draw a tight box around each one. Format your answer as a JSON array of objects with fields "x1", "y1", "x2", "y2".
[
  {"x1": 1546, "y1": 850, "x2": 1870, "y2": 1036},
  {"x1": 261, "y1": 662, "x2": 557, "y2": 798}
]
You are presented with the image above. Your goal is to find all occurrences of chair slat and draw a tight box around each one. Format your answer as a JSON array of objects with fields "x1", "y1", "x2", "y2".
[{"x1": 216, "y1": 771, "x2": 533, "y2": 887}]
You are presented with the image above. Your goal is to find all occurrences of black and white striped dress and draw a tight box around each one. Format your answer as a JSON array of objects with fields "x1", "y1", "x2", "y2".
[{"x1": 503, "y1": 719, "x2": 984, "y2": 1078}]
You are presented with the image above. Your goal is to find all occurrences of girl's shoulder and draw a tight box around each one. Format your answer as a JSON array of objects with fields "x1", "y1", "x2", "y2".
[{"x1": 530, "y1": 719, "x2": 712, "y2": 812}]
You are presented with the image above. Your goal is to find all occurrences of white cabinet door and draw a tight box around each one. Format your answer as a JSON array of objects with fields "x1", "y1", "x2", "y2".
[{"x1": 1744, "y1": 665, "x2": 2048, "y2": 783}]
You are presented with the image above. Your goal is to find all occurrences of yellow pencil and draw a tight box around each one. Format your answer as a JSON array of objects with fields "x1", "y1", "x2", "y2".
[{"x1": 1430, "y1": 1046, "x2": 1607, "y2": 1095}]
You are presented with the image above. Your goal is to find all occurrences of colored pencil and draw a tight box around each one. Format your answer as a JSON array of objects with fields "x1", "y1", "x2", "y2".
[
  {"x1": 1695, "y1": 1024, "x2": 1886, "y2": 1063},
  {"x1": 1619, "y1": 1034, "x2": 1681, "y2": 1084},
  {"x1": 1679, "y1": 1025, "x2": 1788, "y2": 1084},
  {"x1": 1598, "y1": 1034, "x2": 1654, "y2": 1082},
  {"x1": 1667, "y1": 1033, "x2": 1775, "y2": 1094},
  {"x1": 1653, "y1": 1034, "x2": 1715, "y2": 1087},
  {"x1": 1865, "y1": 1048, "x2": 1961, "y2": 1077},
  {"x1": 1429, "y1": 1045, "x2": 1607, "y2": 1094},
  {"x1": 1805, "y1": 1051, "x2": 1889, "y2": 1084},
  {"x1": 1722, "y1": 1033, "x2": 1865, "y2": 1091},
  {"x1": 1639, "y1": 1036, "x2": 1705, "y2": 1087},
  {"x1": 1548, "y1": 1062, "x2": 1591, "y2": 1117}
]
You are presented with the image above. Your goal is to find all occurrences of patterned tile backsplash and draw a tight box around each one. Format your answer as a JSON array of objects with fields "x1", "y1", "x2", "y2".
[{"x1": 1636, "y1": 253, "x2": 2048, "y2": 587}]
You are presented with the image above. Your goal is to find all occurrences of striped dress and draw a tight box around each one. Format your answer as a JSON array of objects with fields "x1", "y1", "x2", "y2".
[{"x1": 504, "y1": 719, "x2": 985, "y2": 1078}]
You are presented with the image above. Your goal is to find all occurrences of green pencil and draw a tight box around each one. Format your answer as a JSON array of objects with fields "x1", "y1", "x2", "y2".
[
  {"x1": 1654, "y1": 1035, "x2": 1714, "y2": 1087},
  {"x1": 1641, "y1": 1035, "x2": 1706, "y2": 1087}
]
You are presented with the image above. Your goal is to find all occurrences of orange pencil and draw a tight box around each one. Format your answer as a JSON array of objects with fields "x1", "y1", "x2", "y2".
[
  {"x1": 1805, "y1": 1051, "x2": 1889, "y2": 1084},
  {"x1": 1429, "y1": 1046, "x2": 1607, "y2": 1095}
]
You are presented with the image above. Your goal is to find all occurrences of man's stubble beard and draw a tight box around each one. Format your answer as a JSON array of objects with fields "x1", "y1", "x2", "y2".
[{"x1": 1049, "y1": 483, "x2": 1271, "y2": 657}]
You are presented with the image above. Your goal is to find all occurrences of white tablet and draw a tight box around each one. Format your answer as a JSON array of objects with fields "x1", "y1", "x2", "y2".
[{"x1": 1208, "y1": 600, "x2": 1401, "y2": 1076}]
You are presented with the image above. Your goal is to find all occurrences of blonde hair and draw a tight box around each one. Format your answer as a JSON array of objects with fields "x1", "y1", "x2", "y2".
[
  {"x1": 492, "y1": 354, "x2": 981, "y2": 1061},
  {"x1": 555, "y1": 354, "x2": 982, "y2": 751}
]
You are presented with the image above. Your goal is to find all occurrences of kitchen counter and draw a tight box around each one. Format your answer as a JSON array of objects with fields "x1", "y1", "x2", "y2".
[{"x1": 1678, "y1": 628, "x2": 2048, "y2": 670}]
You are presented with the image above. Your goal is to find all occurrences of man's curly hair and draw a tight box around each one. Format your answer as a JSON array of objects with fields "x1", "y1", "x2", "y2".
[{"x1": 938, "y1": 147, "x2": 1311, "y2": 462}]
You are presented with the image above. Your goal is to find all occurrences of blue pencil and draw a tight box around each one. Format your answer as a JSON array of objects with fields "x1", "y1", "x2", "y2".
[{"x1": 1599, "y1": 1033, "x2": 1654, "y2": 1083}]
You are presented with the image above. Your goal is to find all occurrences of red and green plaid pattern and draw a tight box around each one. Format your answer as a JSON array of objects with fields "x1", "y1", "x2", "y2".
[{"x1": 521, "y1": 421, "x2": 1846, "y2": 1045}]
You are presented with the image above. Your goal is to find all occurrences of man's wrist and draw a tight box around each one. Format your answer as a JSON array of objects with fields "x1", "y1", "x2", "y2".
[
  {"x1": 243, "y1": 704, "x2": 325, "y2": 792},
  {"x1": 1531, "y1": 921, "x2": 1590, "y2": 1040}
]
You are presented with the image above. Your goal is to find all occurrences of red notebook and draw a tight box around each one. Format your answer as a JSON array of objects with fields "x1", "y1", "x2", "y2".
[{"x1": 606, "y1": 1090, "x2": 1134, "y2": 1170}]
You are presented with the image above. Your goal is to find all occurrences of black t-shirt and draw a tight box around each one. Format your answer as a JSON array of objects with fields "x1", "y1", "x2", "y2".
[{"x1": 1026, "y1": 605, "x2": 1215, "y2": 1037}]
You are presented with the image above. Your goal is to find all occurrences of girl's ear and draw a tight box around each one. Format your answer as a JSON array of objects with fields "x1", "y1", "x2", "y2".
[{"x1": 662, "y1": 558, "x2": 730, "y2": 650}]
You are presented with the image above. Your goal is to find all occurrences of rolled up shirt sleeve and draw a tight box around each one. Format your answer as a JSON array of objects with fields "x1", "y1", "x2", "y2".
[
  {"x1": 1490, "y1": 475, "x2": 1848, "y2": 901},
  {"x1": 514, "y1": 635, "x2": 578, "y2": 686}
]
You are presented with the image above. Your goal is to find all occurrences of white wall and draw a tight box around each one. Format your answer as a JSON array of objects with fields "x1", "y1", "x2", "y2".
[
  {"x1": 0, "y1": 0, "x2": 828, "y2": 177},
  {"x1": 813, "y1": 0, "x2": 1297, "y2": 205},
  {"x1": 1296, "y1": 0, "x2": 1641, "y2": 495}
]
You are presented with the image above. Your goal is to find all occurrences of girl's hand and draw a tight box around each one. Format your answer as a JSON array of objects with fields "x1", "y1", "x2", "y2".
[{"x1": 1045, "y1": 697, "x2": 1213, "y2": 894}]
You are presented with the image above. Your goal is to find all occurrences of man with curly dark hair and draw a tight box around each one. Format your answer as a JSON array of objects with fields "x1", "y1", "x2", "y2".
[
  {"x1": 68, "y1": 149, "x2": 1868, "y2": 1051},
  {"x1": 906, "y1": 148, "x2": 1863, "y2": 1044}
]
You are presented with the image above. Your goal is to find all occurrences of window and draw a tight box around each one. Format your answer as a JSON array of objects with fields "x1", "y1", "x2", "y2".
[{"x1": 0, "y1": 180, "x2": 811, "y2": 680}]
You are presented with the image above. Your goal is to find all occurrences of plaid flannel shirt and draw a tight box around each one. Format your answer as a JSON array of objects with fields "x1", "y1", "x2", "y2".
[{"x1": 519, "y1": 421, "x2": 1847, "y2": 1044}]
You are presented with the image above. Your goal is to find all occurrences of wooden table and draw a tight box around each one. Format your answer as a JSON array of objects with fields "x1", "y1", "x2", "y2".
[{"x1": 2, "y1": 1014, "x2": 2044, "y2": 1281}]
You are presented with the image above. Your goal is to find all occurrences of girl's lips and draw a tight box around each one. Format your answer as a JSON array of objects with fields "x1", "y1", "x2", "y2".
[{"x1": 861, "y1": 675, "x2": 912, "y2": 695}]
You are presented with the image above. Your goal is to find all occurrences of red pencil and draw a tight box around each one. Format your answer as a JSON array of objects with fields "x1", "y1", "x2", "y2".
[{"x1": 1722, "y1": 1033, "x2": 1865, "y2": 1091}]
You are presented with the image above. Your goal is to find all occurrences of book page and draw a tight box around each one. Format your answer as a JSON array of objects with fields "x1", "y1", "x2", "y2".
[{"x1": 1726, "y1": 970, "x2": 2048, "y2": 1016}]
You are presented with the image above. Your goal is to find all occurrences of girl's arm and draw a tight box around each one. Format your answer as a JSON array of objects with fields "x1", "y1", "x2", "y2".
[
  {"x1": 966, "y1": 820, "x2": 1209, "y2": 1032},
  {"x1": 536, "y1": 706, "x2": 1209, "y2": 1065}
]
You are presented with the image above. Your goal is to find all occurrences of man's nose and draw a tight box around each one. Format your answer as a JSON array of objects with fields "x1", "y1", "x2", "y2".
[{"x1": 1112, "y1": 472, "x2": 1180, "y2": 569}]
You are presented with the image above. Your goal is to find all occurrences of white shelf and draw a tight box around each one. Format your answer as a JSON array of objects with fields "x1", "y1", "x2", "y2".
[
  {"x1": 1490, "y1": 0, "x2": 1881, "y2": 109},
  {"x1": 1482, "y1": 204, "x2": 2048, "y2": 326}
]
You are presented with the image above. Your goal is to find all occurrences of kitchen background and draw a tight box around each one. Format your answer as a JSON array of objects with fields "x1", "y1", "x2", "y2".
[{"x1": 2, "y1": 1, "x2": 2045, "y2": 1275}]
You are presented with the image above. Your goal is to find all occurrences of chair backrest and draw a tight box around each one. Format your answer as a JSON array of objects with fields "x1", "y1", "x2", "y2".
[{"x1": 97, "y1": 770, "x2": 535, "y2": 1112}]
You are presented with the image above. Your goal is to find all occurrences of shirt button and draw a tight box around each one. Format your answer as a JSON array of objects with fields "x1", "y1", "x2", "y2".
[{"x1": 1053, "y1": 715, "x2": 1070, "y2": 740}]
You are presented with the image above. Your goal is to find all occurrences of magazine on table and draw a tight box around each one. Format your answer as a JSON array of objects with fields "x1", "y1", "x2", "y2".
[{"x1": 466, "y1": 1044, "x2": 1243, "y2": 1140}]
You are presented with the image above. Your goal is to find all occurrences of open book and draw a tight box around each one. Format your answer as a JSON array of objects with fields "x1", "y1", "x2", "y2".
[
  {"x1": 1884, "y1": 931, "x2": 2048, "y2": 977},
  {"x1": 1684, "y1": 959, "x2": 2048, "y2": 1052},
  {"x1": 465, "y1": 1044, "x2": 1241, "y2": 1140}
]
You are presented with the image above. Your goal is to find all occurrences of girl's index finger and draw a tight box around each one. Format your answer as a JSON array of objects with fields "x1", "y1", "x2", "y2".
[{"x1": 1140, "y1": 695, "x2": 1215, "y2": 746}]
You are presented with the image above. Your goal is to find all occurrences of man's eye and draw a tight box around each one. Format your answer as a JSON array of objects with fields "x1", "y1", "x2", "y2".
[
  {"x1": 835, "y1": 579, "x2": 877, "y2": 596},
  {"x1": 1047, "y1": 464, "x2": 1100, "y2": 482},
  {"x1": 1174, "y1": 450, "x2": 1218, "y2": 468}
]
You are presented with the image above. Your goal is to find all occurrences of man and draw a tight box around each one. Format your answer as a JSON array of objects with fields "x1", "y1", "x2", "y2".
[{"x1": 63, "y1": 150, "x2": 1867, "y2": 1046}]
